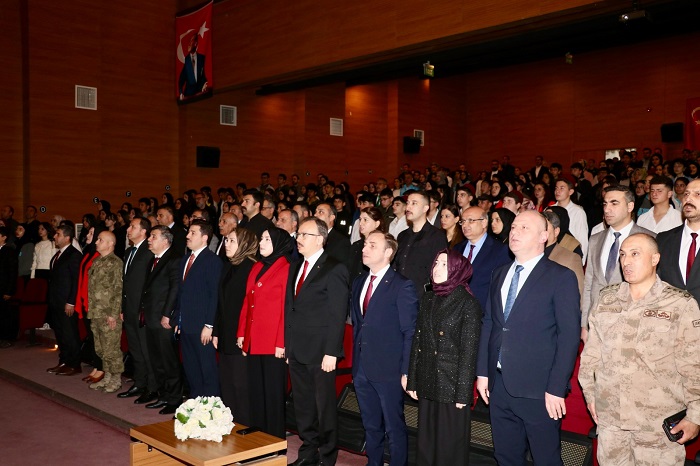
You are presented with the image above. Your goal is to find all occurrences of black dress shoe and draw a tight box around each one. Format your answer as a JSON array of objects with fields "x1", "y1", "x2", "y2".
[
  {"x1": 159, "y1": 404, "x2": 178, "y2": 415},
  {"x1": 134, "y1": 392, "x2": 159, "y2": 404},
  {"x1": 288, "y1": 458, "x2": 319, "y2": 466},
  {"x1": 117, "y1": 386, "x2": 144, "y2": 398},
  {"x1": 47, "y1": 363, "x2": 65, "y2": 374},
  {"x1": 146, "y1": 400, "x2": 169, "y2": 409}
]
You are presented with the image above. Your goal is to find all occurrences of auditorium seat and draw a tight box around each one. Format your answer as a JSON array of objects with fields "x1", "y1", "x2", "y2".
[{"x1": 17, "y1": 278, "x2": 48, "y2": 346}]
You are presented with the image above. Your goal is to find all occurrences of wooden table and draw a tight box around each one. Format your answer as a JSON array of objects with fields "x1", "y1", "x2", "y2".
[{"x1": 130, "y1": 421, "x2": 286, "y2": 465}]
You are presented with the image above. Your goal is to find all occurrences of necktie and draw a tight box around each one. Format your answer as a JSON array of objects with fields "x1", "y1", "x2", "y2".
[
  {"x1": 295, "y1": 260, "x2": 309, "y2": 296},
  {"x1": 51, "y1": 250, "x2": 61, "y2": 270},
  {"x1": 184, "y1": 253, "x2": 195, "y2": 280},
  {"x1": 152, "y1": 257, "x2": 159, "y2": 271},
  {"x1": 125, "y1": 247, "x2": 137, "y2": 273},
  {"x1": 604, "y1": 232, "x2": 621, "y2": 283},
  {"x1": 503, "y1": 265, "x2": 524, "y2": 322},
  {"x1": 687, "y1": 233, "x2": 698, "y2": 283},
  {"x1": 362, "y1": 275, "x2": 376, "y2": 315},
  {"x1": 466, "y1": 244, "x2": 475, "y2": 263}
]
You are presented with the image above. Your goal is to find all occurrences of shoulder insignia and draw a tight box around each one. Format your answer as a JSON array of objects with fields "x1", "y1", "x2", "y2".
[
  {"x1": 599, "y1": 285, "x2": 620, "y2": 305},
  {"x1": 693, "y1": 319, "x2": 700, "y2": 328}
]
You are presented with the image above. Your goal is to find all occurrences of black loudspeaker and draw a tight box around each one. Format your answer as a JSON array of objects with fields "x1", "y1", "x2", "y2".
[
  {"x1": 403, "y1": 137, "x2": 421, "y2": 154},
  {"x1": 661, "y1": 123, "x2": 684, "y2": 143},
  {"x1": 196, "y1": 146, "x2": 220, "y2": 168}
]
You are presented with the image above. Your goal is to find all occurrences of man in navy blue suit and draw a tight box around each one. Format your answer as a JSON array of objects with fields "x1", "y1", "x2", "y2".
[
  {"x1": 454, "y1": 206, "x2": 512, "y2": 308},
  {"x1": 476, "y1": 211, "x2": 580, "y2": 465},
  {"x1": 178, "y1": 34, "x2": 208, "y2": 100},
  {"x1": 172, "y1": 220, "x2": 222, "y2": 398},
  {"x1": 351, "y1": 231, "x2": 418, "y2": 466}
]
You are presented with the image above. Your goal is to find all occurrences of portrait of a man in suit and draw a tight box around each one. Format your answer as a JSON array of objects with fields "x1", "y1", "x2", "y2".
[{"x1": 178, "y1": 34, "x2": 208, "y2": 101}]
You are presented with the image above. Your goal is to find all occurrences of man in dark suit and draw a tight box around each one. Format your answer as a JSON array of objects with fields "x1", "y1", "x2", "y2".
[
  {"x1": 476, "y1": 211, "x2": 580, "y2": 465},
  {"x1": 658, "y1": 179, "x2": 700, "y2": 302},
  {"x1": 46, "y1": 224, "x2": 83, "y2": 375},
  {"x1": 351, "y1": 231, "x2": 418, "y2": 466},
  {"x1": 118, "y1": 218, "x2": 157, "y2": 402},
  {"x1": 315, "y1": 202, "x2": 350, "y2": 266},
  {"x1": 528, "y1": 155, "x2": 549, "y2": 182},
  {"x1": 178, "y1": 34, "x2": 208, "y2": 100},
  {"x1": 214, "y1": 212, "x2": 237, "y2": 260},
  {"x1": 141, "y1": 225, "x2": 183, "y2": 415},
  {"x1": 241, "y1": 189, "x2": 274, "y2": 239},
  {"x1": 394, "y1": 191, "x2": 447, "y2": 299},
  {"x1": 0, "y1": 227, "x2": 18, "y2": 347},
  {"x1": 286, "y1": 217, "x2": 349, "y2": 466},
  {"x1": 172, "y1": 220, "x2": 222, "y2": 398},
  {"x1": 455, "y1": 206, "x2": 512, "y2": 308},
  {"x1": 156, "y1": 206, "x2": 187, "y2": 256}
]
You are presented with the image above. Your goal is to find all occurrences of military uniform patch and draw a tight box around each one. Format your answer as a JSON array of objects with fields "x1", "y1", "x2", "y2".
[
  {"x1": 656, "y1": 311, "x2": 671, "y2": 320},
  {"x1": 601, "y1": 293, "x2": 617, "y2": 305},
  {"x1": 644, "y1": 310, "x2": 657, "y2": 318},
  {"x1": 693, "y1": 319, "x2": 700, "y2": 328}
]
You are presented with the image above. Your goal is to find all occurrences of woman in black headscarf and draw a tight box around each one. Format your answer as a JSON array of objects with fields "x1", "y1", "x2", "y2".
[
  {"x1": 544, "y1": 206, "x2": 583, "y2": 258},
  {"x1": 488, "y1": 208, "x2": 516, "y2": 244},
  {"x1": 236, "y1": 226, "x2": 293, "y2": 438},
  {"x1": 407, "y1": 249, "x2": 482, "y2": 465},
  {"x1": 213, "y1": 227, "x2": 258, "y2": 425}
]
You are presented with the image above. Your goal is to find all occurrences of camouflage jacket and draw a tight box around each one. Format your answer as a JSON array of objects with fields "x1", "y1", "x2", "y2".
[{"x1": 88, "y1": 253, "x2": 123, "y2": 319}]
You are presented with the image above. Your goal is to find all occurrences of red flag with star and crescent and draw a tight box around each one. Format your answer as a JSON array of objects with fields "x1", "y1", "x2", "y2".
[
  {"x1": 175, "y1": 1, "x2": 213, "y2": 103},
  {"x1": 685, "y1": 97, "x2": 700, "y2": 150}
]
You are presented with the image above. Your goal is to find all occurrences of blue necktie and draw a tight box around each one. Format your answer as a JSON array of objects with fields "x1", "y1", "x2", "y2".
[
  {"x1": 503, "y1": 265, "x2": 524, "y2": 322},
  {"x1": 605, "y1": 232, "x2": 621, "y2": 283}
]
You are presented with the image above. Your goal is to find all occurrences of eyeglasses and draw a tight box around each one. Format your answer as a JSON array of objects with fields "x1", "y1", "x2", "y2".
[
  {"x1": 297, "y1": 232, "x2": 321, "y2": 239},
  {"x1": 458, "y1": 218, "x2": 485, "y2": 225}
]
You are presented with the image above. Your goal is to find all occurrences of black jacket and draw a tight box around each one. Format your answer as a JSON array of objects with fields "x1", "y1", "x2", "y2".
[
  {"x1": 394, "y1": 222, "x2": 448, "y2": 299},
  {"x1": 140, "y1": 246, "x2": 181, "y2": 328},
  {"x1": 213, "y1": 258, "x2": 255, "y2": 354}
]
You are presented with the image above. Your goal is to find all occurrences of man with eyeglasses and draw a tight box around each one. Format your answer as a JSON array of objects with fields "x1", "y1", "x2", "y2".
[
  {"x1": 455, "y1": 206, "x2": 511, "y2": 308},
  {"x1": 241, "y1": 188, "x2": 274, "y2": 240}
]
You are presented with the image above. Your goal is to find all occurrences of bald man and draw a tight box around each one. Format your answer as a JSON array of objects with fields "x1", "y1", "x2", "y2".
[{"x1": 88, "y1": 231, "x2": 125, "y2": 394}]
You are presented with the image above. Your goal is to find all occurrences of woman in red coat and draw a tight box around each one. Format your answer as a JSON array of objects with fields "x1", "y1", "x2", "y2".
[{"x1": 237, "y1": 226, "x2": 293, "y2": 438}]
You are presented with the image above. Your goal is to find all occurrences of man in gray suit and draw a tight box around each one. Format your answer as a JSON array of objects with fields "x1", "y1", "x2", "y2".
[{"x1": 581, "y1": 185, "x2": 655, "y2": 342}]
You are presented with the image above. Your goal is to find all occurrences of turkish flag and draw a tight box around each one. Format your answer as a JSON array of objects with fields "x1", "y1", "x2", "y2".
[
  {"x1": 176, "y1": 1, "x2": 213, "y2": 103},
  {"x1": 685, "y1": 97, "x2": 700, "y2": 150}
]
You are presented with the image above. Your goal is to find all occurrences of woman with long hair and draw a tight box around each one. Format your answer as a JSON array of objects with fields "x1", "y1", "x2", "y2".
[
  {"x1": 237, "y1": 227, "x2": 293, "y2": 438},
  {"x1": 440, "y1": 204, "x2": 465, "y2": 249},
  {"x1": 212, "y1": 228, "x2": 258, "y2": 425},
  {"x1": 31, "y1": 222, "x2": 56, "y2": 280},
  {"x1": 348, "y1": 207, "x2": 387, "y2": 282},
  {"x1": 533, "y1": 182, "x2": 555, "y2": 212},
  {"x1": 79, "y1": 214, "x2": 98, "y2": 249},
  {"x1": 407, "y1": 250, "x2": 482, "y2": 465}
]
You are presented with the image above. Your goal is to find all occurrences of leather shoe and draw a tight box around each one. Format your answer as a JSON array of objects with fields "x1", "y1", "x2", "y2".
[
  {"x1": 288, "y1": 458, "x2": 319, "y2": 466},
  {"x1": 159, "y1": 404, "x2": 178, "y2": 415},
  {"x1": 87, "y1": 373, "x2": 104, "y2": 384},
  {"x1": 47, "y1": 363, "x2": 65, "y2": 374},
  {"x1": 146, "y1": 400, "x2": 168, "y2": 409},
  {"x1": 134, "y1": 392, "x2": 159, "y2": 404},
  {"x1": 117, "y1": 386, "x2": 144, "y2": 398},
  {"x1": 56, "y1": 365, "x2": 81, "y2": 376}
]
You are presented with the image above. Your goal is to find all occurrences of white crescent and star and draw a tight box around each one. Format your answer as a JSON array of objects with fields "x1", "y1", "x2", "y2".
[
  {"x1": 176, "y1": 21, "x2": 210, "y2": 64},
  {"x1": 692, "y1": 106, "x2": 700, "y2": 126}
]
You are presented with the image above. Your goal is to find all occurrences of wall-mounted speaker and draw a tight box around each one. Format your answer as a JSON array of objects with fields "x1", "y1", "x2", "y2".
[
  {"x1": 660, "y1": 123, "x2": 683, "y2": 143},
  {"x1": 403, "y1": 137, "x2": 421, "y2": 154},
  {"x1": 196, "y1": 146, "x2": 220, "y2": 168}
]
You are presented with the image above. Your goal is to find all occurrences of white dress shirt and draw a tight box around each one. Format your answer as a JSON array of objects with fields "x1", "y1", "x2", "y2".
[
  {"x1": 636, "y1": 206, "x2": 682, "y2": 234},
  {"x1": 679, "y1": 222, "x2": 700, "y2": 284}
]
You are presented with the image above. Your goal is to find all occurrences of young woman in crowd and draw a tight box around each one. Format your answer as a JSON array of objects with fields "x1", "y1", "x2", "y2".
[
  {"x1": 488, "y1": 208, "x2": 516, "y2": 244},
  {"x1": 348, "y1": 207, "x2": 387, "y2": 282},
  {"x1": 31, "y1": 222, "x2": 56, "y2": 280},
  {"x1": 440, "y1": 204, "x2": 465, "y2": 250}
]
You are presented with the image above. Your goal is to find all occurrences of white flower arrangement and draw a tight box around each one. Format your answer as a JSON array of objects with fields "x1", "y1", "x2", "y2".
[{"x1": 174, "y1": 396, "x2": 235, "y2": 442}]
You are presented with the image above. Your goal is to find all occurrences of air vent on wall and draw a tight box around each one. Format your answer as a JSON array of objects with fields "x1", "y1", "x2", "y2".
[
  {"x1": 220, "y1": 105, "x2": 237, "y2": 126},
  {"x1": 75, "y1": 85, "x2": 97, "y2": 110},
  {"x1": 330, "y1": 118, "x2": 343, "y2": 136}
]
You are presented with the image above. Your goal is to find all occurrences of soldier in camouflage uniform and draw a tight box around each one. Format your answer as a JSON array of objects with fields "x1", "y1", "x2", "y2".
[
  {"x1": 579, "y1": 233, "x2": 700, "y2": 465},
  {"x1": 87, "y1": 231, "x2": 124, "y2": 393}
]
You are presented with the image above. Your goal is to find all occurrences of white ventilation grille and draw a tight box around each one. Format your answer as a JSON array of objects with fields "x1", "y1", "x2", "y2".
[
  {"x1": 220, "y1": 105, "x2": 237, "y2": 126},
  {"x1": 75, "y1": 85, "x2": 97, "y2": 110},
  {"x1": 330, "y1": 118, "x2": 343, "y2": 136}
]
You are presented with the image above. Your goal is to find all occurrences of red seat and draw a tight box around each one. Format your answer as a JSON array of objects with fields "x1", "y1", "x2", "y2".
[
  {"x1": 17, "y1": 278, "x2": 48, "y2": 345},
  {"x1": 335, "y1": 324, "x2": 354, "y2": 396}
]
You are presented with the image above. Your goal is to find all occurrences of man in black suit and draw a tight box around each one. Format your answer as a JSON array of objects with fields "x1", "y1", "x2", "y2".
[
  {"x1": 118, "y1": 218, "x2": 157, "y2": 402},
  {"x1": 0, "y1": 227, "x2": 18, "y2": 347},
  {"x1": 658, "y1": 179, "x2": 700, "y2": 302},
  {"x1": 394, "y1": 190, "x2": 447, "y2": 299},
  {"x1": 528, "y1": 155, "x2": 549, "y2": 182},
  {"x1": 46, "y1": 224, "x2": 83, "y2": 375},
  {"x1": 214, "y1": 212, "x2": 237, "y2": 259},
  {"x1": 141, "y1": 226, "x2": 183, "y2": 415},
  {"x1": 314, "y1": 202, "x2": 350, "y2": 266},
  {"x1": 286, "y1": 217, "x2": 349, "y2": 466},
  {"x1": 241, "y1": 189, "x2": 274, "y2": 239},
  {"x1": 156, "y1": 206, "x2": 187, "y2": 256}
]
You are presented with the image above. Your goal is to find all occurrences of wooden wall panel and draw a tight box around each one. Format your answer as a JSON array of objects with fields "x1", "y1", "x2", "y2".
[{"x1": 0, "y1": 0, "x2": 24, "y2": 213}]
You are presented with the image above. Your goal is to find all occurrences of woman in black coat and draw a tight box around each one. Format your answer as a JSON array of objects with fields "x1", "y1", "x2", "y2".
[
  {"x1": 212, "y1": 227, "x2": 258, "y2": 425},
  {"x1": 407, "y1": 249, "x2": 482, "y2": 465}
]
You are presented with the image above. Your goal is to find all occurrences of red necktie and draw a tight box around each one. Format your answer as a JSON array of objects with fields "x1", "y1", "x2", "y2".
[
  {"x1": 687, "y1": 233, "x2": 698, "y2": 283},
  {"x1": 467, "y1": 244, "x2": 475, "y2": 263},
  {"x1": 184, "y1": 253, "x2": 195, "y2": 280},
  {"x1": 152, "y1": 257, "x2": 160, "y2": 271},
  {"x1": 51, "y1": 250, "x2": 61, "y2": 270},
  {"x1": 295, "y1": 260, "x2": 309, "y2": 296},
  {"x1": 362, "y1": 275, "x2": 376, "y2": 315}
]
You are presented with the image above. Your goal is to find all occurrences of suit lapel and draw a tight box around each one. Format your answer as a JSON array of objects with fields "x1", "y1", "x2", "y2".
[
  {"x1": 364, "y1": 268, "x2": 394, "y2": 317},
  {"x1": 492, "y1": 264, "x2": 509, "y2": 318},
  {"x1": 509, "y1": 259, "x2": 548, "y2": 318},
  {"x1": 299, "y1": 253, "x2": 326, "y2": 294}
]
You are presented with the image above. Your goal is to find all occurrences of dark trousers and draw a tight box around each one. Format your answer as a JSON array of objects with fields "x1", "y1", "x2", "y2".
[
  {"x1": 248, "y1": 354, "x2": 287, "y2": 439},
  {"x1": 354, "y1": 364, "x2": 408, "y2": 466},
  {"x1": 146, "y1": 324, "x2": 183, "y2": 405},
  {"x1": 124, "y1": 314, "x2": 156, "y2": 391},
  {"x1": 490, "y1": 371, "x2": 563, "y2": 466},
  {"x1": 0, "y1": 300, "x2": 19, "y2": 341},
  {"x1": 180, "y1": 333, "x2": 220, "y2": 398},
  {"x1": 416, "y1": 398, "x2": 470, "y2": 466},
  {"x1": 50, "y1": 304, "x2": 81, "y2": 367},
  {"x1": 219, "y1": 351, "x2": 251, "y2": 425},
  {"x1": 288, "y1": 356, "x2": 338, "y2": 466}
]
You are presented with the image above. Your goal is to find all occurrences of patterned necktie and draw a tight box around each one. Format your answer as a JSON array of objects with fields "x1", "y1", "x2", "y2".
[
  {"x1": 183, "y1": 253, "x2": 195, "y2": 280},
  {"x1": 51, "y1": 250, "x2": 61, "y2": 270},
  {"x1": 295, "y1": 260, "x2": 309, "y2": 296},
  {"x1": 362, "y1": 275, "x2": 376, "y2": 316},
  {"x1": 152, "y1": 257, "x2": 160, "y2": 271},
  {"x1": 604, "y1": 232, "x2": 621, "y2": 283},
  {"x1": 467, "y1": 244, "x2": 475, "y2": 263},
  {"x1": 687, "y1": 233, "x2": 698, "y2": 283},
  {"x1": 503, "y1": 265, "x2": 524, "y2": 322},
  {"x1": 125, "y1": 247, "x2": 137, "y2": 273}
]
